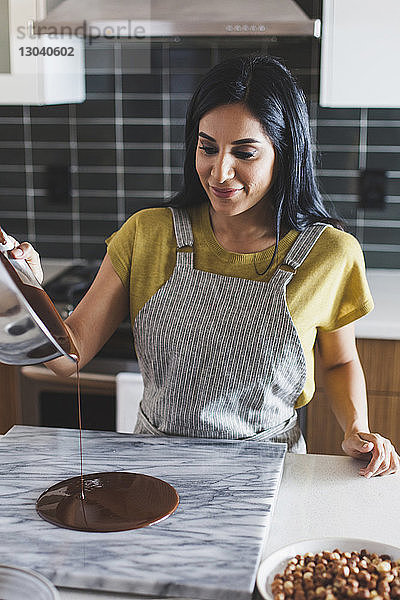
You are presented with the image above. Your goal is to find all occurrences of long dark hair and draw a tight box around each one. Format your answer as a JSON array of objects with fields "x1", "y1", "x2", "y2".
[{"x1": 171, "y1": 54, "x2": 342, "y2": 245}]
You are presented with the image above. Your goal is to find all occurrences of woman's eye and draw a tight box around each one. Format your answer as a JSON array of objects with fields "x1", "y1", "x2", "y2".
[
  {"x1": 199, "y1": 144, "x2": 218, "y2": 155},
  {"x1": 198, "y1": 144, "x2": 256, "y2": 159},
  {"x1": 234, "y1": 151, "x2": 256, "y2": 159}
]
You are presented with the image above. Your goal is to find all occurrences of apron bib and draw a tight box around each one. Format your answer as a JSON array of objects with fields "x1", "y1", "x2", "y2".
[{"x1": 133, "y1": 207, "x2": 327, "y2": 452}]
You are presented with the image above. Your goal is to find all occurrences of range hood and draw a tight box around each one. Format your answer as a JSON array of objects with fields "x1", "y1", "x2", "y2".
[{"x1": 35, "y1": 0, "x2": 320, "y2": 37}]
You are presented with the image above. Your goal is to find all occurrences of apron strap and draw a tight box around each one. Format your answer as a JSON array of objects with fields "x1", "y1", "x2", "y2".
[
  {"x1": 267, "y1": 223, "x2": 329, "y2": 290},
  {"x1": 282, "y1": 223, "x2": 329, "y2": 270},
  {"x1": 169, "y1": 207, "x2": 194, "y2": 249}
]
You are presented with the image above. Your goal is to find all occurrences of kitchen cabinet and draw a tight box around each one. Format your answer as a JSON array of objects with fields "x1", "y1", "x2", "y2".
[
  {"x1": 0, "y1": 363, "x2": 20, "y2": 434},
  {"x1": 320, "y1": 0, "x2": 400, "y2": 107},
  {"x1": 306, "y1": 339, "x2": 400, "y2": 454},
  {"x1": 0, "y1": 0, "x2": 85, "y2": 105},
  {"x1": 19, "y1": 365, "x2": 116, "y2": 430}
]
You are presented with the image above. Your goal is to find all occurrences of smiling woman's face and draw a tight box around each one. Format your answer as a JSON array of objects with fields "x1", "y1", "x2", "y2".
[{"x1": 195, "y1": 103, "x2": 275, "y2": 217}]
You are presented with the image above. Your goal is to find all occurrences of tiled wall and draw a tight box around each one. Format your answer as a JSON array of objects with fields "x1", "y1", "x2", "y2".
[{"x1": 0, "y1": 33, "x2": 399, "y2": 267}]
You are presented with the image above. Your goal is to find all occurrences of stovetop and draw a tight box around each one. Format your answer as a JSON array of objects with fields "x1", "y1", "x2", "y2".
[
  {"x1": 44, "y1": 263, "x2": 101, "y2": 319},
  {"x1": 44, "y1": 262, "x2": 135, "y2": 362}
]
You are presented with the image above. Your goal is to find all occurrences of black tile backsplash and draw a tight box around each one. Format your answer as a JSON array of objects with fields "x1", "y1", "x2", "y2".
[
  {"x1": 123, "y1": 148, "x2": 163, "y2": 167},
  {"x1": 124, "y1": 173, "x2": 164, "y2": 191},
  {"x1": 366, "y1": 153, "x2": 400, "y2": 171},
  {"x1": 78, "y1": 172, "x2": 117, "y2": 190},
  {"x1": 169, "y1": 73, "x2": 207, "y2": 94},
  {"x1": 123, "y1": 124, "x2": 163, "y2": 143},
  {"x1": 0, "y1": 171, "x2": 26, "y2": 188},
  {"x1": 0, "y1": 148, "x2": 25, "y2": 163},
  {"x1": 122, "y1": 99, "x2": 162, "y2": 119},
  {"x1": 367, "y1": 127, "x2": 400, "y2": 147},
  {"x1": 0, "y1": 36, "x2": 399, "y2": 266},
  {"x1": 121, "y1": 74, "x2": 161, "y2": 94},
  {"x1": 79, "y1": 197, "x2": 118, "y2": 213},
  {"x1": 318, "y1": 151, "x2": 360, "y2": 170},
  {"x1": 76, "y1": 124, "x2": 115, "y2": 143},
  {"x1": 169, "y1": 47, "x2": 212, "y2": 68},
  {"x1": 76, "y1": 100, "x2": 115, "y2": 119},
  {"x1": 318, "y1": 176, "x2": 359, "y2": 195},
  {"x1": 35, "y1": 218, "x2": 73, "y2": 236},
  {"x1": 80, "y1": 216, "x2": 118, "y2": 238},
  {"x1": 86, "y1": 74, "x2": 115, "y2": 93},
  {"x1": 77, "y1": 148, "x2": 116, "y2": 166},
  {"x1": 32, "y1": 147, "x2": 71, "y2": 165},
  {"x1": 30, "y1": 124, "x2": 70, "y2": 143},
  {"x1": 317, "y1": 126, "x2": 360, "y2": 146},
  {"x1": 0, "y1": 124, "x2": 24, "y2": 141},
  {"x1": 30, "y1": 105, "x2": 69, "y2": 118}
]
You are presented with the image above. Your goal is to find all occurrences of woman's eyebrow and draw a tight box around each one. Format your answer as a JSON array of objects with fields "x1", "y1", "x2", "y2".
[{"x1": 198, "y1": 131, "x2": 261, "y2": 145}]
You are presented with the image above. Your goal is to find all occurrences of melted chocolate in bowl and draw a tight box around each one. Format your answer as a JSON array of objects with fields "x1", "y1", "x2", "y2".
[
  {"x1": 36, "y1": 359, "x2": 179, "y2": 532},
  {"x1": 36, "y1": 471, "x2": 180, "y2": 532}
]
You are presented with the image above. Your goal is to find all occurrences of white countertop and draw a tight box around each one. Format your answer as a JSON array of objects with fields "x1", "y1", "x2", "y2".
[
  {"x1": 355, "y1": 269, "x2": 400, "y2": 340},
  {"x1": 56, "y1": 452, "x2": 400, "y2": 599},
  {"x1": 266, "y1": 452, "x2": 399, "y2": 552}
]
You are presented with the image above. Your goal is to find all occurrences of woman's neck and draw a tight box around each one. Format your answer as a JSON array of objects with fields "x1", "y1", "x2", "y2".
[{"x1": 208, "y1": 200, "x2": 278, "y2": 253}]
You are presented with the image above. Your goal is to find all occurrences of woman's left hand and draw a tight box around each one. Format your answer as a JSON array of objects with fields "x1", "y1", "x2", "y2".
[{"x1": 342, "y1": 432, "x2": 400, "y2": 478}]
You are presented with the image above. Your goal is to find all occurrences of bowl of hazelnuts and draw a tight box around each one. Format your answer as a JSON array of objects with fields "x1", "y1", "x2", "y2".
[{"x1": 257, "y1": 539, "x2": 400, "y2": 600}]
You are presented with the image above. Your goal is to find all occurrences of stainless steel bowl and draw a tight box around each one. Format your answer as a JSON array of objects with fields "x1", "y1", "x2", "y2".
[
  {"x1": 0, "y1": 252, "x2": 75, "y2": 366},
  {"x1": 0, "y1": 564, "x2": 61, "y2": 600}
]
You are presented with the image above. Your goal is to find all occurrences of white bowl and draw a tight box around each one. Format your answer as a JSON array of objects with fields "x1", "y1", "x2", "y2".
[
  {"x1": 0, "y1": 564, "x2": 60, "y2": 600},
  {"x1": 257, "y1": 538, "x2": 400, "y2": 600}
]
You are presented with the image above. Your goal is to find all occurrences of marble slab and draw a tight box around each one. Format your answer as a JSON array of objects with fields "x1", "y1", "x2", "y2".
[{"x1": 0, "y1": 426, "x2": 286, "y2": 600}]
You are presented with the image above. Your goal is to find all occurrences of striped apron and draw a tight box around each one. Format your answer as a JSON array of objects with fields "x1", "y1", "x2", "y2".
[{"x1": 133, "y1": 207, "x2": 327, "y2": 452}]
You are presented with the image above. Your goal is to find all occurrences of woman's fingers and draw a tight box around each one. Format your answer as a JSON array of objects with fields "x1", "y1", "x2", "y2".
[
  {"x1": 350, "y1": 432, "x2": 400, "y2": 477},
  {"x1": 1, "y1": 234, "x2": 19, "y2": 249},
  {"x1": 367, "y1": 440, "x2": 400, "y2": 477},
  {"x1": 342, "y1": 432, "x2": 374, "y2": 457},
  {"x1": 8, "y1": 240, "x2": 44, "y2": 284}
]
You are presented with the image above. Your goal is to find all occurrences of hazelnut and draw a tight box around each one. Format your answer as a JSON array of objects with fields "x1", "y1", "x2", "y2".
[
  {"x1": 272, "y1": 549, "x2": 398, "y2": 600},
  {"x1": 284, "y1": 581, "x2": 294, "y2": 592},
  {"x1": 357, "y1": 589, "x2": 371, "y2": 599},
  {"x1": 377, "y1": 581, "x2": 390, "y2": 595},
  {"x1": 339, "y1": 566, "x2": 351, "y2": 578},
  {"x1": 377, "y1": 562, "x2": 391, "y2": 574}
]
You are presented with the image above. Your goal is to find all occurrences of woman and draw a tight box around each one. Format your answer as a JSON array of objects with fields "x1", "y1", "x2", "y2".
[{"x1": 4, "y1": 55, "x2": 399, "y2": 475}]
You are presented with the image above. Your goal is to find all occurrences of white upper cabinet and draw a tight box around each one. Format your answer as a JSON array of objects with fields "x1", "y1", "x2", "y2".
[
  {"x1": 320, "y1": 0, "x2": 400, "y2": 107},
  {"x1": 0, "y1": 0, "x2": 85, "y2": 105}
]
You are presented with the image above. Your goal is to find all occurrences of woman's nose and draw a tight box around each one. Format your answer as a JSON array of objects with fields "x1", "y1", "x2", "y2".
[{"x1": 211, "y1": 154, "x2": 235, "y2": 183}]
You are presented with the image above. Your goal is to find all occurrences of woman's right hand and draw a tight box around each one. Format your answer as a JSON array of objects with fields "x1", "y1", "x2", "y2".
[{"x1": 0, "y1": 230, "x2": 44, "y2": 284}]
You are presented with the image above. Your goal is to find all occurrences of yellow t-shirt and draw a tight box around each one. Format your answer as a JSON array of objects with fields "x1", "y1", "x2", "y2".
[{"x1": 106, "y1": 203, "x2": 374, "y2": 408}]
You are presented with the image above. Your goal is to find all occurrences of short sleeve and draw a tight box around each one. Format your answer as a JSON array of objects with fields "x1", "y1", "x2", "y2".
[
  {"x1": 105, "y1": 214, "x2": 138, "y2": 291},
  {"x1": 317, "y1": 231, "x2": 374, "y2": 331}
]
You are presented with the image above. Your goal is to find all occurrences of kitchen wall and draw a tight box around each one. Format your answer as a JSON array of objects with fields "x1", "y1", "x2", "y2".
[{"x1": 0, "y1": 29, "x2": 399, "y2": 266}]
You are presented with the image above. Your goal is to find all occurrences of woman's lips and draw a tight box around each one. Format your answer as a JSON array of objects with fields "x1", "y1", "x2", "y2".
[{"x1": 210, "y1": 186, "x2": 243, "y2": 198}]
